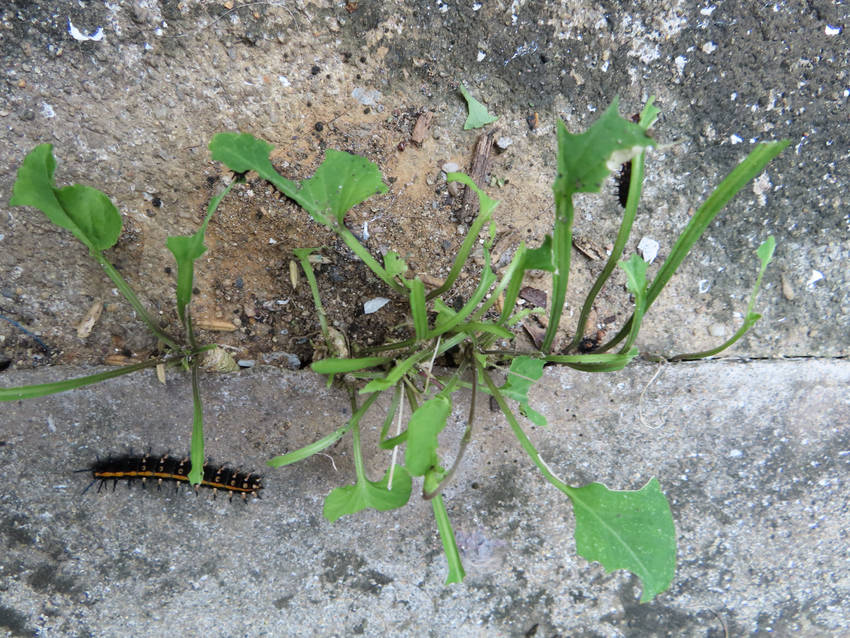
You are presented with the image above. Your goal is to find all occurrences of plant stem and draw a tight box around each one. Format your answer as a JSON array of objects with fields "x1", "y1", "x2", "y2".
[
  {"x1": 93, "y1": 251, "x2": 180, "y2": 350},
  {"x1": 571, "y1": 152, "x2": 646, "y2": 351},
  {"x1": 335, "y1": 225, "x2": 405, "y2": 295},
  {"x1": 542, "y1": 196, "x2": 574, "y2": 353}
]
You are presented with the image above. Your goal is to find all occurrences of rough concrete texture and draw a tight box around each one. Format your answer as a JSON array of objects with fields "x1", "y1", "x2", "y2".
[
  {"x1": 1, "y1": 360, "x2": 849, "y2": 637},
  {"x1": 1, "y1": 1, "x2": 849, "y2": 637},
  {"x1": 0, "y1": 0, "x2": 848, "y2": 365}
]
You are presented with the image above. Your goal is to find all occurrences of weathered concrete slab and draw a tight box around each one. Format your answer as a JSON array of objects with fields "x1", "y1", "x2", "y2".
[{"x1": 1, "y1": 359, "x2": 847, "y2": 637}]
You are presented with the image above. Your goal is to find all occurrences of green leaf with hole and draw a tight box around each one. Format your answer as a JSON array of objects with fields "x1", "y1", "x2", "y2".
[
  {"x1": 555, "y1": 98, "x2": 654, "y2": 200},
  {"x1": 570, "y1": 478, "x2": 676, "y2": 603},
  {"x1": 459, "y1": 84, "x2": 498, "y2": 130},
  {"x1": 10, "y1": 144, "x2": 122, "y2": 252},
  {"x1": 323, "y1": 464, "x2": 412, "y2": 523},
  {"x1": 405, "y1": 395, "x2": 452, "y2": 476}
]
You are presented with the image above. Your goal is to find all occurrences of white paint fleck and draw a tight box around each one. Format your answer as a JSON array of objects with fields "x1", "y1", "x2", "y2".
[
  {"x1": 477, "y1": 51, "x2": 486, "y2": 62},
  {"x1": 637, "y1": 237, "x2": 660, "y2": 264},
  {"x1": 278, "y1": 76, "x2": 291, "y2": 87},
  {"x1": 825, "y1": 25, "x2": 842, "y2": 36},
  {"x1": 68, "y1": 19, "x2": 104, "y2": 42},
  {"x1": 701, "y1": 41, "x2": 717, "y2": 54},
  {"x1": 729, "y1": 449, "x2": 743, "y2": 458},
  {"x1": 700, "y1": 6, "x2": 717, "y2": 16},
  {"x1": 268, "y1": 238, "x2": 277, "y2": 245},
  {"x1": 472, "y1": 2, "x2": 482, "y2": 10},
  {"x1": 363, "y1": 297, "x2": 390, "y2": 314},
  {"x1": 806, "y1": 270, "x2": 824, "y2": 287},
  {"x1": 730, "y1": 134, "x2": 743, "y2": 144}
]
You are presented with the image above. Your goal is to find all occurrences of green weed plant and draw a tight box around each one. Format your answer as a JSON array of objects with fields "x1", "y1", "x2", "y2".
[{"x1": 2, "y1": 97, "x2": 787, "y2": 602}]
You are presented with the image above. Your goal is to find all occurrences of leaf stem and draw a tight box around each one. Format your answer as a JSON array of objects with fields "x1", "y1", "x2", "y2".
[{"x1": 92, "y1": 251, "x2": 180, "y2": 350}]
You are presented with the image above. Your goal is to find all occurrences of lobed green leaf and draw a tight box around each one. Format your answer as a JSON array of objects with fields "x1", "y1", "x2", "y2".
[{"x1": 570, "y1": 478, "x2": 676, "y2": 603}]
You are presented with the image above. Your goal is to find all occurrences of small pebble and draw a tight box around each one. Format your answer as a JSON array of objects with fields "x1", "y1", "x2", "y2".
[
  {"x1": 237, "y1": 359, "x2": 255, "y2": 368},
  {"x1": 442, "y1": 162, "x2": 459, "y2": 173},
  {"x1": 447, "y1": 181, "x2": 463, "y2": 197},
  {"x1": 496, "y1": 136, "x2": 513, "y2": 150}
]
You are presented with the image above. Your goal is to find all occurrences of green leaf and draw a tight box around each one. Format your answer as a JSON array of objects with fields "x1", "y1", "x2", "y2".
[
  {"x1": 445, "y1": 172, "x2": 499, "y2": 217},
  {"x1": 10, "y1": 144, "x2": 122, "y2": 252},
  {"x1": 211, "y1": 133, "x2": 388, "y2": 225},
  {"x1": 268, "y1": 423, "x2": 352, "y2": 468},
  {"x1": 500, "y1": 356, "x2": 546, "y2": 426},
  {"x1": 405, "y1": 395, "x2": 452, "y2": 476},
  {"x1": 0, "y1": 359, "x2": 161, "y2": 401},
  {"x1": 544, "y1": 347, "x2": 639, "y2": 372},
  {"x1": 209, "y1": 132, "x2": 299, "y2": 195},
  {"x1": 756, "y1": 235, "x2": 776, "y2": 270},
  {"x1": 408, "y1": 277, "x2": 428, "y2": 339},
  {"x1": 459, "y1": 84, "x2": 498, "y2": 130},
  {"x1": 311, "y1": 356, "x2": 391, "y2": 375},
  {"x1": 555, "y1": 98, "x2": 655, "y2": 200},
  {"x1": 167, "y1": 180, "x2": 238, "y2": 326},
  {"x1": 523, "y1": 235, "x2": 555, "y2": 271},
  {"x1": 569, "y1": 478, "x2": 676, "y2": 603},
  {"x1": 188, "y1": 365, "x2": 205, "y2": 485},
  {"x1": 432, "y1": 492, "x2": 466, "y2": 584},
  {"x1": 296, "y1": 149, "x2": 388, "y2": 225},
  {"x1": 383, "y1": 251, "x2": 408, "y2": 279},
  {"x1": 323, "y1": 464, "x2": 412, "y2": 523}
]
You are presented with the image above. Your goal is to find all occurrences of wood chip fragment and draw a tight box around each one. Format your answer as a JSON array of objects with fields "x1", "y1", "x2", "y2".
[
  {"x1": 194, "y1": 318, "x2": 238, "y2": 332},
  {"x1": 572, "y1": 236, "x2": 606, "y2": 261},
  {"x1": 410, "y1": 111, "x2": 434, "y2": 146},
  {"x1": 460, "y1": 129, "x2": 496, "y2": 223}
]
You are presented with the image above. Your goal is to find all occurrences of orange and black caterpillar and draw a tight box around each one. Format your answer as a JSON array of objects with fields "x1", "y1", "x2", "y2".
[{"x1": 78, "y1": 453, "x2": 263, "y2": 501}]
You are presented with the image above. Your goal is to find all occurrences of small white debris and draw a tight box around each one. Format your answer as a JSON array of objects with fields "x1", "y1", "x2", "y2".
[
  {"x1": 41, "y1": 102, "x2": 55, "y2": 118},
  {"x1": 68, "y1": 19, "x2": 104, "y2": 42},
  {"x1": 637, "y1": 237, "x2": 660, "y2": 264},
  {"x1": 728, "y1": 449, "x2": 743, "y2": 458},
  {"x1": 698, "y1": 279, "x2": 711, "y2": 293},
  {"x1": 700, "y1": 6, "x2": 716, "y2": 16},
  {"x1": 477, "y1": 51, "x2": 486, "y2": 62},
  {"x1": 352, "y1": 87, "x2": 382, "y2": 106},
  {"x1": 472, "y1": 2, "x2": 482, "y2": 9},
  {"x1": 278, "y1": 76, "x2": 291, "y2": 87},
  {"x1": 496, "y1": 136, "x2": 513, "y2": 150},
  {"x1": 674, "y1": 55, "x2": 687, "y2": 76},
  {"x1": 825, "y1": 25, "x2": 842, "y2": 36},
  {"x1": 730, "y1": 134, "x2": 743, "y2": 144},
  {"x1": 362, "y1": 221, "x2": 370, "y2": 240},
  {"x1": 708, "y1": 323, "x2": 727, "y2": 337},
  {"x1": 442, "y1": 162, "x2": 460, "y2": 173},
  {"x1": 268, "y1": 237, "x2": 278, "y2": 244},
  {"x1": 363, "y1": 297, "x2": 390, "y2": 314},
  {"x1": 806, "y1": 270, "x2": 824, "y2": 287},
  {"x1": 701, "y1": 41, "x2": 717, "y2": 54}
]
